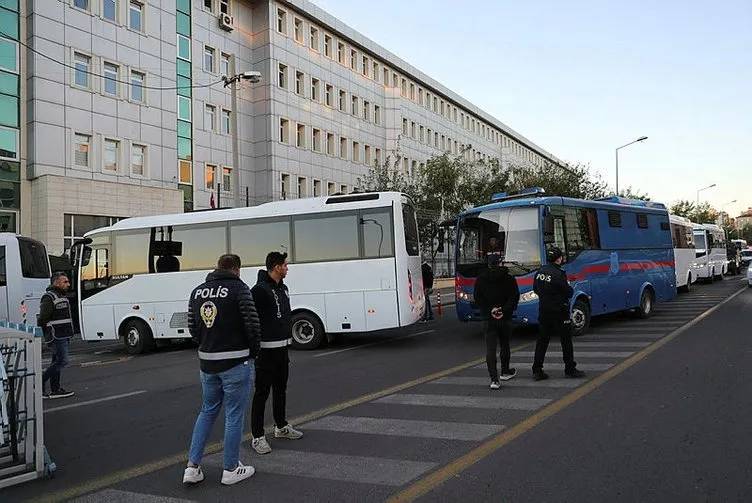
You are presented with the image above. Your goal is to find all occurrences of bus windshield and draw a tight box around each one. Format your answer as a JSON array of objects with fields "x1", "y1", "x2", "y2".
[
  {"x1": 456, "y1": 206, "x2": 541, "y2": 277},
  {"x1": 18, "y1": 237, "x2": 50, "y2": 279},
  {"x1": 694, "y1": 233, "x2": 707, "y2": 250}
]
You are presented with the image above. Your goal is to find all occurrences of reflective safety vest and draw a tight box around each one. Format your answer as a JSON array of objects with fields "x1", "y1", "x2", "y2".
[{"x1": 42, "y1": 290, "x2": 74, "y2": 342}]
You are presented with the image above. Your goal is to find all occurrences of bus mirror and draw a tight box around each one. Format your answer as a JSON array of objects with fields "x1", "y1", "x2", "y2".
[
  {"x1": 81, "y1": 246, "x2": 92, "y2": 267},
  {"x1": 543, "y1": 214, "x2": 554, "y2": 239}
]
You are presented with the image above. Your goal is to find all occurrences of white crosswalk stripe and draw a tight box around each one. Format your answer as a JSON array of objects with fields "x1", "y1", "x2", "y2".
[
  {"x1": 376, "y1": 393, "x2": 551, "y2": 411},
  {"x1": 505, "y1": 362, "x2": 615, "y2": 371},
  {"x1": 73, "y1": 489, "x2": 197, "y2": 503},
  {"x1": 584, "y1": 333, "x2": 663, "y2": 339},
  {"x1": 513, "y1": 351, "x2": 634, "y2": 358},
  {"x1": 574, "y1": 342, "x2": 651, "y2": 348},
  {"x1": 433, "y1": 376, "x2": 581, "y2": 388}
]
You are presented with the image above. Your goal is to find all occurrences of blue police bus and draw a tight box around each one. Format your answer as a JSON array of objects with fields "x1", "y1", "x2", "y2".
[{"x1": 454, "y1": 188, "x2": 676, "y2": 335}]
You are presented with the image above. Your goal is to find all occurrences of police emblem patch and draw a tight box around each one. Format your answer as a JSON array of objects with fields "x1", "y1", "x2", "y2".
[{"x1": 200, "y1": 301, "x2": 218, "y2": 328}]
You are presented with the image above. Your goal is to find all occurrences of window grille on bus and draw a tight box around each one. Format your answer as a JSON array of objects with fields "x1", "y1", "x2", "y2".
[
  {"x1": 636, "y1": 213, "x2": 649, "y2": 229},
  {"x1": 607, "y1": 211, "x2": 622, "y2": 228}
]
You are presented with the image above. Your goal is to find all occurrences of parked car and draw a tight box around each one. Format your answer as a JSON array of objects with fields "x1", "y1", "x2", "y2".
[
  {"x1": 741, "y1": 249, "x2": 752, "y2": 266},
  {"x1": 747, "y1": 261, "x2": 752, "y2": 287}
]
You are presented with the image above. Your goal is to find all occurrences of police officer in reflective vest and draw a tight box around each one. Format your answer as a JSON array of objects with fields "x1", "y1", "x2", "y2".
[
  {"x1": 532, "y1": 247, "x2": 585, "y2": 381},
  {"x1": 39, "y1": 272, "x2": 75, "y2": 399}
]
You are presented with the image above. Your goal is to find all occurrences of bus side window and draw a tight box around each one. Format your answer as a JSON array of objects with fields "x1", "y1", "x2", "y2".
[
  {"x1": 0, "y1": 245, "x2": 6, "y2": 287},
  {"x1": 552, "y1": 217, "x2": 567, "y2": 260},
  {"x1": 96, "y1": 249, "x2": 109, "y2": 279}
]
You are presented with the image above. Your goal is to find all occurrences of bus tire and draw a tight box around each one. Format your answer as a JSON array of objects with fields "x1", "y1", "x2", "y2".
[
  {"x1": 290, "y1": 311, "x2": 326, "y2": 350},
  {"x1": 636, "y1": 288, "x2": 654, "y2": 319},
  {"x1": 121, "y1": 318, "x2": 155, "y2": 355},
  {"x1": 570, "y1": 298, "x2": 591, "y2": 337},
  {"x1": 679, "y1": 273, "x2": 691, "y2": 293}
]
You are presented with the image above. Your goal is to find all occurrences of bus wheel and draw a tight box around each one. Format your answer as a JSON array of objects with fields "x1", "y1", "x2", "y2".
[
  {"x1": 122, "y1": 319, "x2": 155, "y2": 355},
  {"x1": 290, "y1": 312, "x2": 325, "y2": 350},
  {"x1": 679, "y1": 274, "x2": 691, "y2": 293},
  {"x1": 570, "y1": 299, "x2": 590, "y2": 337},
  {"x1": 636, "y1": 289, "x2": 654, "y2": 318}
]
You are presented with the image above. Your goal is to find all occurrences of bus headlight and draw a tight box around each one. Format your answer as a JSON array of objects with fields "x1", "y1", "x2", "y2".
[
  {"x1": 519, "y1": 291, "x2": 539, "y2": 303},
  {"x1": 457, "y1": 291, "x2": 473, "y2": 302}
]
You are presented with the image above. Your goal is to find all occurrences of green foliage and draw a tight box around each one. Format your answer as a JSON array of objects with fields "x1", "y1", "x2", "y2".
[
  {"x1": 617, "y1": 186, "x2": 651, "y2": 201},
  {"x1": 669, "y1": 200, "x2": 719, "y2": 223}
]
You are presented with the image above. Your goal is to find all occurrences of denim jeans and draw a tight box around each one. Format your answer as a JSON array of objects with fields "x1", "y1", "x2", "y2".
[
  {"x1": 188, "y1": 360, "x2": 254, "y2": 470},
  {"x1": 42, "y1": 338, "x2": 70, "y2": 392}
]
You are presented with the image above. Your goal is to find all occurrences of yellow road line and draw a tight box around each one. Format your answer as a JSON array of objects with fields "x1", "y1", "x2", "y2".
[
  {"x1": 33, "y1": 342, "x2": 532, "y2": 503},
  {"x1": 387, "y1": 286, "x2": 748, "y2": 503}
]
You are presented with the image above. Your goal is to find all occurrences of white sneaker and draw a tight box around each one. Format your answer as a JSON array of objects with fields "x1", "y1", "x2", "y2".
[
  {"x1": 251, "y1": 436, "x2": 272, "y2": 455},
  {"x1": 221, "y1": 461, "x2": 255, "y2": 485},
  {"x1": 499, "y1": 368, "x2": 518, "y2": 381},
  {"x1": 274, "y1": 424, "x2": 303, "y2": 439},
  {"x1": 182, "y1": 465, "x2": 204, "y2": 484},
  {"x1": 489, "y1": 380, "x2": 501, "y2": 390}
]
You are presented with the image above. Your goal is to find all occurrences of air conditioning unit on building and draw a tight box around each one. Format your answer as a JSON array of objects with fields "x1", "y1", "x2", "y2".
[{"x1": 218, "y1": 13, "x2": 234, "y2": 31}]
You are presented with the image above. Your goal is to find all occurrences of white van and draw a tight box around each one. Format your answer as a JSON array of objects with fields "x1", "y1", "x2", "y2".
[
  {"x1": 669, "y1": 215, "x2": 697, "y2": 291},
  {"x1": 692, "y1": 224, "x2": 727, "y2": 281},
  {"x1": 0, "y1": 234, "x2": 52, "y2": 326}
]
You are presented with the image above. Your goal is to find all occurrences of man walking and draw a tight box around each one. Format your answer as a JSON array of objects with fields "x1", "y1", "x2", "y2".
[
  {"x1": 532, "y1": 247, "x2": 585, "y2": 381},
  {"x1": 474, "y1": 255, "x2": 519, "y2": 389},
  {"x1": 250, "y1": 252, "x2": 302, "y2": 455},
  {"x1": 421, "y1": 261, "x2": 434, "y2": 322},
  {"x1": 183, "y1": 254, "x2": 260, "y2": 486},
  {"x1": 40, "y1": 273, "x2": 75, "y2": 399}
]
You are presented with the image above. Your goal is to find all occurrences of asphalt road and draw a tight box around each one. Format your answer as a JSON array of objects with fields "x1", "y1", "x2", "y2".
[{"x1": 2, "y1": 277, "x2": 748, "y2": 502}]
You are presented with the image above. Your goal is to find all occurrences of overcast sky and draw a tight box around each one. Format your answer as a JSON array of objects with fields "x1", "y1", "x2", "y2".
[{"x1": 312, "y1": 0, "x2": 751, "y2": 217}]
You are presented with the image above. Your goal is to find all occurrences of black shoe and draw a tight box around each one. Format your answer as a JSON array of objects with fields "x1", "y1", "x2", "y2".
[
  {"x1": 533, "y1": 370, "x2": 549, "y2": 381},
  {"x1": 45, "y1": 389, "x2": 75, "y2": 399},
  {"x1": 565, "y1": 369, "x2": 586, "y2": 379}
]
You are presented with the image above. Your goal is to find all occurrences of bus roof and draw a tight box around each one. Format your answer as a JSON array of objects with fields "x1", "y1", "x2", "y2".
[
  {"x1": 458, "y1": 194, "x2": 668, "y2": 218},
  {"x1": 85, "y1": 192, "x2": 407, "y2": 235},
  {"x1": 669, "y1": 214, "x2": 692, "y2": 225}
]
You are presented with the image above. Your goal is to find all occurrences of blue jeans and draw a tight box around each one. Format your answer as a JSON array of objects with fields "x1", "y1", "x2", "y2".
[
  {"x1": 43, "y1": 338, "x2": 70, "y2": 392},
  {"x1": 188, "y1": 361, "x2": 254, "y2": 470}
]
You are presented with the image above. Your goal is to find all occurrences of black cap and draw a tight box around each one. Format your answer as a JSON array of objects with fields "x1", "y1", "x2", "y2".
[{"x1": 547, "y1": 246, "x2": 564, "y2": 262}]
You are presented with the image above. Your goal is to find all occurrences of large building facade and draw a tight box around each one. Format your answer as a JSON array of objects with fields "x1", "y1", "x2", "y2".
[{"x1": 14, "y1": 0, "x2": 565, "y2": 254}]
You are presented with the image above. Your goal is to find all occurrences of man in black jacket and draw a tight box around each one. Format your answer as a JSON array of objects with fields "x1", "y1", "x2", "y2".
[
  {"x1": 183, "y1": 254, "x2": 260, "y2": 486},
  {"x1": 250, "y1": 251, "x2": 302, "y2": 455},
  {"x1": 474, "y1": 255, "x2": 520, "y2": 389},
  {"x1": 532, "y1": 247, "x2": 585, "y2": 381},
  {"x1": 39, "y1": 273, "x2": 75, "y2": 399},
  {"x1": 421, "y1": 262, "x2": 434, "y2": 321}
]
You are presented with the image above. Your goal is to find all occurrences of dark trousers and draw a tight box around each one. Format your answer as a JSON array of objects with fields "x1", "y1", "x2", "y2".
[
  {"x1": 533, "y1": 316, "x2": 576, "y2": 372},
  {"x1": 251, "y1": 347, "x2": 289, "y2": 437},
  {"x1": 43, "y1": 338, "x2": 70, "y2": 392},
  {"x1": 423, "y1": 290, "x2": 434, "y2": 320},
  {"x1": 485, "y1": 320, "x2": 512, "y2": 380}
]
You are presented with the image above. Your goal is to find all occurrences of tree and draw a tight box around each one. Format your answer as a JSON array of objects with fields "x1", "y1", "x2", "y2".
[
  {"x1": 617, "y1": 186, "x2": 651, "y2": 201},
  {"x1": 670, "y1": 200, "x2": 718, "y2": 223},
  {"x1": 669, "y1": 200, "x2": 695, "y2": 219},
  {"x1": 505, "y1": 161, "x2": 609, "y2": 200}
]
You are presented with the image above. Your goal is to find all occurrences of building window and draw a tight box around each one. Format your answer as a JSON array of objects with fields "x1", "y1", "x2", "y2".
[
  {"x1": 363, "y1": 100, "x2": 370, "y2": 121},
  {"x1": 338, "y1": 90, "x2": 346, "y2": 111},
  {"x1": 204, "y1": 46, "x2": 215, "y2": 73},
  {"x1": 351, "y1": 95, "x2": 358, "y2": 116},
  {"x1": 296, "y1": 123, "x2": 306, "y2": 148},
  {"x1": 350, "y1": 49, "x2": 357, "y2": 71},
  {"x1": 177, "y1": 95, "x2": 191, "y2": 121},
  {"x1": 177, "y1": 34, "x2": 191, "y2": 61},
  {"x1": 205, "y1": 163, "x2": 217, "y2": 190},
  {"x1": 402, "y1": 118, "x2": 408, "y2": 135},
  {"x1": 203, "y1": 0, "x2": 213, "y2": 11},
  {"x1": 312, "y1": 128, "x2": 321, "y2": 152},
  {"x1": 221, "y1": 109, "x2": 231, "y2": 134},
  {"x1": 339, "y1": 137, "x2": 347, "y2": 160},
  {"x1": 337, "y1": 41, "x2": 345, "y2": 64},
  {"x1": 220, "y1": 53, "x2": 231, "y2": 76},
  {"x1": 361, "y1": 55, "x2": 369, "y2": 77},
  {"x1": 297, "y1": 176, "x2": 307, "y2": 197},
  {"x1": 324, "y1": 84, "x2": 333, "y2": 106},
  {"x1": 372, "y1": 61, "x2": 379, "y2": 81},
  {"x1": 383, "y1": 67, "x2": 389, "y2": 84},
  {"x1": 340, "y1": 184, "x2": 347, "y2": 195},
  {"x1": 74, "y1": 133, "x2": 91, "y2": 168},
  {"x1": 219, "y1": 0, "x2": 230, "y2": 15},
  {"x1": 327, "y1": 181, "x2": 336, "y2": 195},
  {"x1": 63, "y1": 214, "x2": 121, "y2": 253},
  {"x1": 410, "y1": 83, "x2": 415, "y2": 100},
  {"x1": 419, "y1": 125, "x2": 424, "y2": 142},
  {"x1": 375, "y1": 148, "x2": 381, "y2": 165},
  {"x1": 352, "y1": 141, "x2": 360, "y2": 162},
  {"x1": 295, "y1": 71, "x2": 304, "y2": 95},
  {"x1": 222, "y1": 166, "x2": 232, "y2": 192},
  {"x1": 129, "y1": 1, "x2": 143, "y2": 31},
  {"x1": 324, "y1": 35, "x2": 332, "y2": 58},
  {"x1": 0, "y1": 127, "x2": 18, "y2": 160},
  {"x1": 278, "y1": 63, "x2": 287, "y2": 88},
  {"x1": 309, "y1": 26, "x2": 319, "y2": 50},
  {"x1": 103, "y1": 139, "x2": 119, "y2": 173},
  {"x1": 364, "y1": 145, "x2": 371, "y2": 165},
  {"x1": 131, "y1": 143, "x2": 146, "y2": 176},
  {"x1": 410, "y1": 121, "x2": 416, "y2": 139},
  {"x1": 179, "y1": 159, "x2": 192, "y2": 183},
  {"x1": 73, "y1": 52, "x2": 90, "y2": 88},
  {"x1": 103, "y1": 62, "x2": 119, "y2": 96},
  {"x1": 277, "y1": 8, "x2": 287, "y2": 34},
  {"x1": 74, "y1": 0, "x2": 89, "y2": 10},
  {"x1": 103, "y1": 0, "x2": 117, "y2": 21},
  {"x1": 313, "y1": 179, "x2": 322, "y2": 197},
  {"x1": 326, "y1": 132, "x2": 335, "y2": 155},
  {"x1": 402, "y1": 157, "x2": 408, "y2": 174},
  {"x1": 204, "y1": 104, "x2": 216, "y2": 131},
  {"x1": 281, "y1": 173, "x2": 290, "y2": 199},
  {"x1": 400, "y1": 78, "x2": 407, "y2": 97},
  {"x1": 293, "y1": 17, "x2": 303, "y2": 43},
  {"x1": 130, "y1": 70, "x2": 145, "y2": 102},
  {"x1": 374, "y1": 105, "x2": 381, "y2": 125},
  {"x1": 279, "y1": 118, "x2": 289, "y2": 143},
  {"x1": 311, "y1": 78, "x2": 320, "y2": 101}
]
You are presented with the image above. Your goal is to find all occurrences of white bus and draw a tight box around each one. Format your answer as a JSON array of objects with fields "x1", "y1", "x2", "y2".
[
  {"x1": 0, "y1": 234, "x2": 51, "y2": 326},
  {"x1": 76, "y1": 192, "x2": 425, "y2": 353},
  {"x1": 669, "y1": 215, "x2": 697, "y2": 292},
  {"x1": 693, "y1": 223, "x2": 727, "y2": 281}
]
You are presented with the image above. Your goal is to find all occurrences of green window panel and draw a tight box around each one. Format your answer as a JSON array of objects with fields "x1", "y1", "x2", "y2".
[
  {"x1": 176, "y1": 11, "x2": 191, "y2": 37},
  {"x1": 0, "y1": 8, "x2": 18, "y2": 40},
  {"x1": 0, "y1": 179, "x2": 19, "y2": 208},
  {"x1": 177, "y1": 95, "x2": 191, "y2": 121},
  {"x1": 176, "y1": 0, "x2": 190, "y2": 15},
  {"x1": 0, "y1": 69, "x2": 17, "y2": 95},
  {"x1": 0, "y1": 95, "x2": 17, "y2": 127},
  {"x1": 177, "y1": 75, "x2": 192, "y2": 97},
  {"x1": 177, "y1": 35, "x2": 191, "y2": 61},
  {"x1": 0, "y1": 127, "x2": 16, "y2": 159},
  {"x1": 177, "y1": 120, "x2": 191, "y2": 139},
  {"x1": 0, "y1": 1, "x2": 19, "y2": 13},
  {"x1": 0, "y1": 159, "x2": 19, "y2": 181},
  {"x1": 177, "y1": 137, "x2": 192, "y2": 160},
  {"x1": 0, "y1": 36, "x2": 17, "y2": 74},
  {"x1": 176, "y1": 59, "x2": 191, "y2": 78}
]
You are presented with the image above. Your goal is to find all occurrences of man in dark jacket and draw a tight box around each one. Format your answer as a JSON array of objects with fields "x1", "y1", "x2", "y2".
[
  {"x1": 39, "y1": 272, "x2": 75, "y2": 399},
  {"x1": 250, "y1": 251, "x2": 302, "y2": 455},
  {"x1": 474, "y1": 255, "x2": 520, "y2": 389},
  {"x1": 421, "y1": 262, "x2": 434, "y2": 321},
  {"x1": 183, "y1": 254, "x2": 260, "y2": 486},
  {"x1": 532, "y1": 247, "x2": 585, "y2": 381}
]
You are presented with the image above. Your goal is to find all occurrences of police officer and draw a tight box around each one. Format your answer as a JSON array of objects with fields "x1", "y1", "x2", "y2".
[
  {"x1": 40, "y1": 272, "x2": 75, "y2": 399},
  {"x1": 532, "y1": 247, "x2": 585, "y2": 381},
  {"x1": 183, "y1": 254, "x2": 260, "y2": 486},
  {"x1": 250, "y1": 251, "x2": 302, "y2": 455}
]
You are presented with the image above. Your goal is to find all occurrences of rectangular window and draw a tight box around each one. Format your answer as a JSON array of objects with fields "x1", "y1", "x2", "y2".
[
  {"x1": 204, "y1": 46, "x2": 215, "y2": 73},
  {"x1": 219, "y1": 0, "x2": 230, "y2": 15},
  {"x1": 311, "y1": 77, "x2": 320, "y2": 101},
  {"x1": 401, "y1": 78, "x2": 406, "y2": 97},
  {"x1": 279, "y1": 118, "x2": 289, "y2": 143},
  {"x1": 351, "y1": 95, "x2": 358, "y2": 116},
  {"x1": 383, "y1": 67, "x2": 389, "y2": 85},
  {"x1": 608, "y1": 211, "x2": 622, "y2": 228},
  {"x1": 19, "y1": 238, "x2": 51, "y2": 279},
  {"x1": 203, "y1": 0, "x2": 213, "y2": 11},
  {"x1": 204, "y1": 104, "x2": 216, "y2": 131},
  {"x1": 362, "y1": 55, "x2": 369, "y2": 77},
  {"x1": 179, "y1": 159, "x2": 192, "y2": 183},
  {"x1": 103, "y1": 0, "x2": 117, "y2": 21},
  {"x1": 128, "y1": 1, "x2": 143, "y2": 31},
  {"x1": 352, "y1": 141, "x2": 360, "y2": 162},
  {"x1": 337, "y1": 42, "x2": 345, "y2": 64},
  {"x1": 338, "y1": 90, "x2": 346, "y2": 111},
  {"x1": 294, "y1": 17, "x2": 303, "y2": 43},
  {"x1": 363, "y1": 100, "x2": 370, "y2": 121},
  {"x1": 410, "y1": 83, "x2": 415, "y2": 100},
  {"x1": 364, "y1": 145, "x2": 371, "y2": 165},
  {"x1": 74, "y1": 133, "x2": 90, "y2": 168},
  {"x1": 277, "y1": 8, "x2": 287, "y2": 34},
  {"x1": 340, "y1": 184, "x2": 347, "y2": 194},
  {"x1": 278, "y1": 63, "x2": 287, "y2": 88},
  {"x1": 312, "y1": 128, "x2": 321, "y2": 152},
  {"x1": 323, "y1": 132, "x2": 334, "y2": 156},
  {"x1": 230, "y1": 218, "x2": 291, "y2": 266},
  {"x1": 360, "y1": 209, "x2": 395, "y2": 258},
  {"x1": 295, "y1": 71, "x2": 304, "y2": 95},
  {"x1": 177, "y1": 95, "x2": 191, "y2": 121},
  {"x1": 339, "y1": 137, "x2": 347, "y2": 160},
  {"x1": 131, "y1": 143, "x2": 145, "y2": 176},
  {"x1": 297, "y1": 176, "x2": 307, "y2": 197},
  {"x1": 130, "y1": 70, "x2": 144, "y2": 102},
  {"x1": 374, "y1": 105, "x2": 381, "y2": 125},
  {"x1": 372, "y1": 61, "x2": 379, "y2": 81},
  {"x1": 294, "y1": 213, "x2": 360, "y2": 262},
  {"x1": 296, "y1": 123, "x2": 306, "y2": 148},
  {"x1": 419, "y1": 126, "x2": 424, "y2": 142},
  {"x1": 74, "y1": 0, "x2": 89, "y2": 10},
  {"x1": 325, "y1": 84, "x2": 333, "y2": 106},
  {"x1": 402, "y1": 118, "x2": 408, "y2": 135},
  {"x1": 637, "y1": 213, "x2": 649, "y2": 229},
  {"x1": 375, "y1": 148, "x2": 381, "y2": 165},
  {"x1": 74, "y1": 52, "x2": 90, "y2": 88},
  {"x1": 327, "y1": 181, "x2": 336, "y2": 195},
  {"x1": 205, "y1": 163, "x2": 217, "y2": 190},
  {"x1": 222, "y1": 167, "x2": 232, "y2": 192},
  {"x1": 221, "y1": 109, "x2": 231, "y2": 134},
  {"x1": 103, "y1": 139, "x2": 119, "y2": 172},
  {"x1": 177, "y1": 34, "x2": 191, "y2": 61},
  {"x1": 313, "y1": 179, "x2": 322, "y2": 197},
  {"x1": 324, "y1": 35, "x2": 332, "y2": 58},
  {"x1": 309, "y1": 26, "x2": 319, "y2": 50},
  {"x1": 220, "y1": 53, "x2": 230, "y2": 76},
  {"x1": 281, "y1": 173, "x2": 290, "y2": 198},
  {"x1": 410, "y1": 121, "x2": 416, "y2": 139},
  {"x1": 350, "y1": 49, "x2": 357, "y2": 71}
]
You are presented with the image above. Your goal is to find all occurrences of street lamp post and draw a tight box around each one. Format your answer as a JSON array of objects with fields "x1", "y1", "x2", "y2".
[
  {"x1": 615, "y1": 136, "x2": 648, "y2": 195},
  {"x1": 719, "y1": 199, "x2": 737, "y2": 226},
  {"x1": 696, "y1": 183, "x2": 716, "y2": 205}
]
